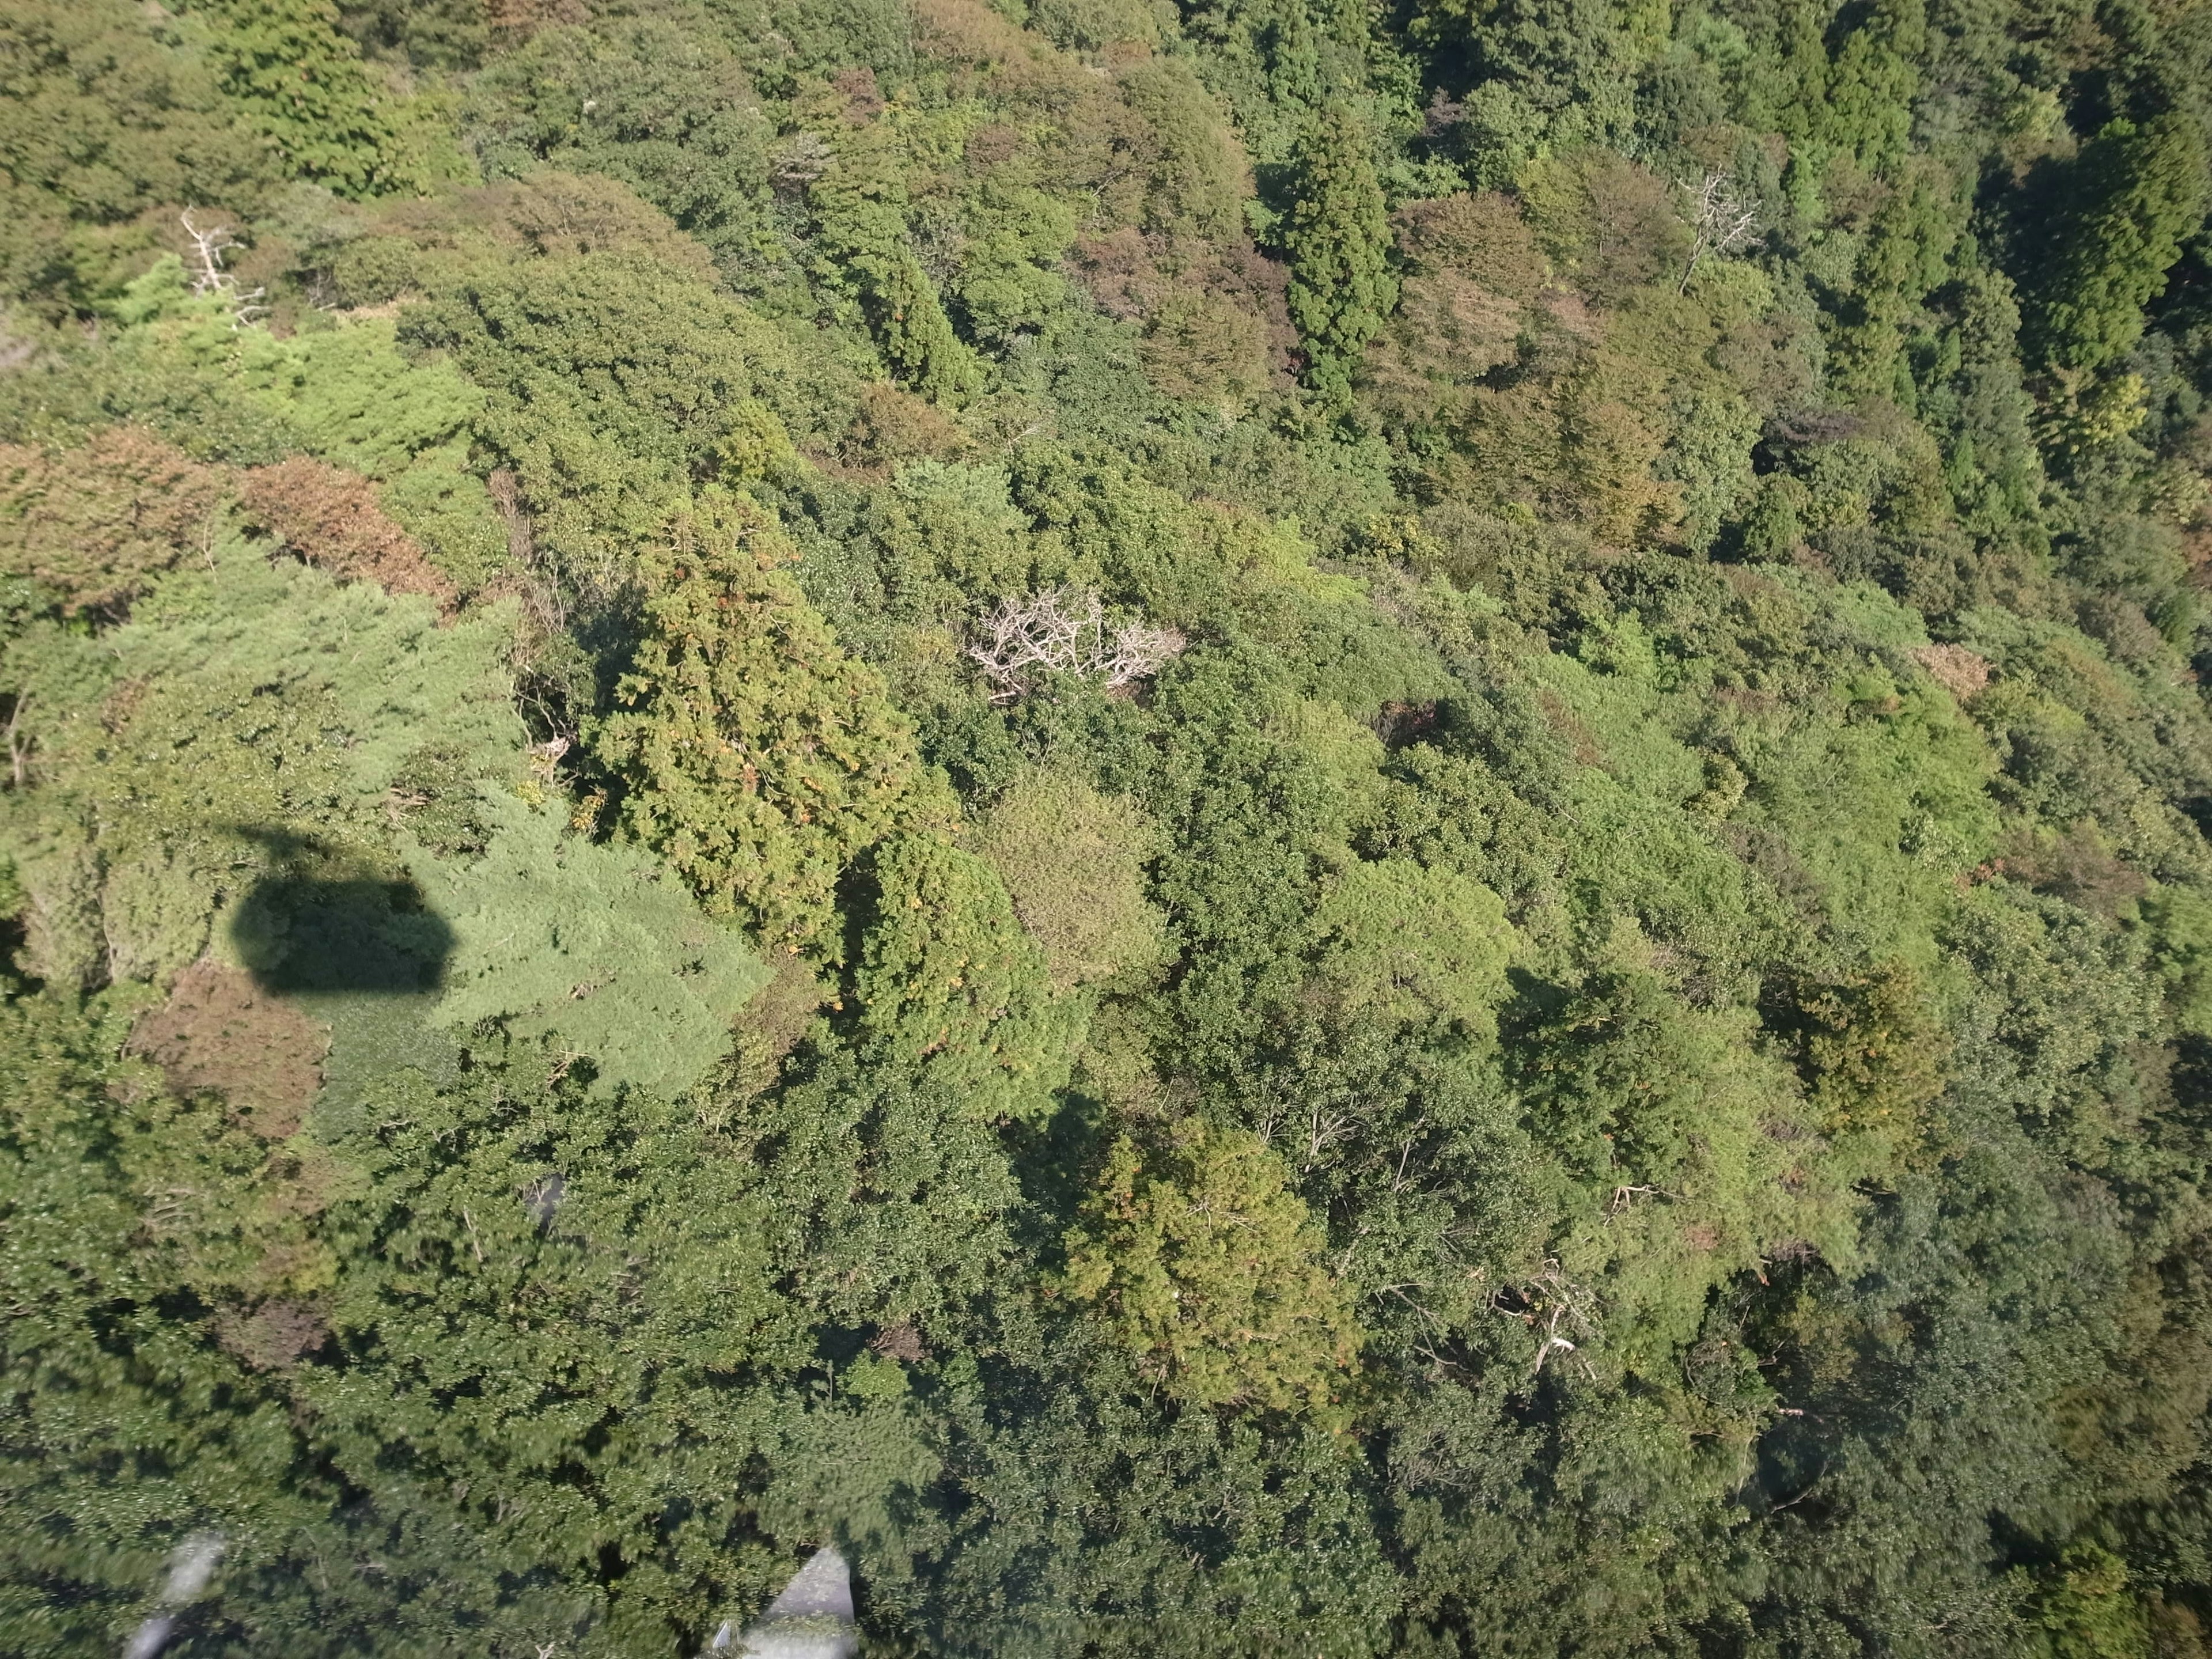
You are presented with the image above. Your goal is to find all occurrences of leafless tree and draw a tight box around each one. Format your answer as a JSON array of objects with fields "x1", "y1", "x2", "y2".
[
  {"x1": 180, "y1": 210, "x2": 267, "y2": 328},
  {"x1": 1678, "y1": 171, "x2": 1759, "y2": 294},
  {"x1": 527, "y1": 734, "x2": 571, "y2": 785},
  {"x1": 967, "y1": 586, "x2": 1185, "y2": 702},
  {"x1": 1494, "y1": 1259, "x2": 1600, "y2": 1378},
  {"x1": 1304, "y1": 1099, "x2": 1356, "y2": 1169},
  {"x1": 770, "y1": 131, "x2": 834, "y2": 194}
]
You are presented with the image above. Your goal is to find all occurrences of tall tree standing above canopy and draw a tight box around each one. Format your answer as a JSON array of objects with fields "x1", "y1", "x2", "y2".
[
  {"x1": 2023, "y1": 113, "x2": 2210, "y2": 375},
  {"x1": 589, "y1": 490, "x2": 935, "y2": 959},
  {"x1": 1281, "y1": 105, "x2": 1396, "y2": 403},
  {"x1": 808, "y1": 116, "x2": 980, "y2": 404}
]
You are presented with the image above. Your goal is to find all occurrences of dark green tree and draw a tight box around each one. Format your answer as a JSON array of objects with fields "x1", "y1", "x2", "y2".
[
  {"x1": 1281, "y1": 106, "x2": 1397, "y2": 403},
  {"x1": 2024, "y1": 113, "x2": 2211, "y2": 374}
]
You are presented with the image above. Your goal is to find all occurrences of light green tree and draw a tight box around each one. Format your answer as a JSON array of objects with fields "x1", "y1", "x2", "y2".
[
  {"x1": 412, "y1": 791, "x2": 770, "y2": 1099},
  {"x1": 1304, "y1": 858, "x2": 1514, "y2": 1032},
  {"x1": 590, "y1": 490, "x2": 937, "y2": 957},
  {"x1": 972, "y1": 767, "x2": 1169, "y2": 990}
]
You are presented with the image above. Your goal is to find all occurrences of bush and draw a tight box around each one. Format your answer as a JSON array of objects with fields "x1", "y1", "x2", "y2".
[
  {"x1": 0, "y1": 427, "x2": 227, "y2": 615},
  {"x1": 238, "y1": 457, "x2": 459, "y2": 611}
]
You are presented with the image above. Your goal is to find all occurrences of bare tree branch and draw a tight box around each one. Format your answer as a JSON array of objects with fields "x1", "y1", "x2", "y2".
[
  {"x1": 5, "y1": 694, "x2": 29, "y2": 790},
  {"x1": 180, "y1": 210, "x2": 267, "y2": 329},
  {"x1": 967, "y1": 585, "x2": 1185, "y2": 702},
  {"x1": 1678, "y1": 172, "x2": 1759, "y2": 294},
  {"x1": 1493, "y1": 1258, "x2": 1601, "y2": 1377}
]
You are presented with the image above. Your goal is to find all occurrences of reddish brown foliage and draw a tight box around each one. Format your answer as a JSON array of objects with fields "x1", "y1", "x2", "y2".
[
  {"x1": 237, "y1": 457, "x2": 459, "y2": 612},
  {"x1": 1393, "y1": 192, "x2": 1550, "y2": 297},
  {"x1": 1069, "y1": 229, "x2": 1293, "y2": 405},
  {"x1": 0, "y1": 426, "x2": 226, "y2": 615},
  {"x1": 1070, "y1": 227, "x2": 1156, "y2": 322},
  {"x1": 965, "y1": 123, "x2": 1021, "y2": 168},
  {"x1": 831, "y1": 66, "x2": 887, "y2": 123},
  {"x1": 128, "y1": 961, "x2": 328, "y2": 1138},
  {"x1": 843, "y1": 381, "x2": 971, "y2": 466},
  {"x1": 2000, "y1": 820, "x2": 2149, "y2": 916},
  {"x1": 215, "y1": 1297, "x2": 332, "y2": 1372},
  {"x1": 1911, "y1": 642, "x2": 1992, "y2": 700}
]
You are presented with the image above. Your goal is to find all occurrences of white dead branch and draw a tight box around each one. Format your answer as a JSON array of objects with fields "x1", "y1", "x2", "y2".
[
  {"x1": 1494, "y1": 1259, "x2": 1600, "y2": 1378},
  {"x1": 1679, "y1": 171, "x2": 1759, "y2": 294},
  {"x1": 180, "y1": 210, "x2": 267, "y2": 329},
  {"x1": 967, "y1": 585, "x2": 1184, "y2": 702}
]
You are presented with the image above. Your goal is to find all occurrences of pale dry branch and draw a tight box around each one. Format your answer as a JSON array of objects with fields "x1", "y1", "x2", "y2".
[
  {"x1": 5, "y1": 693, "x2": 29, "y2": 789},
  {"x1": 528, "y1": 734, "x2": 571, "y2": 784},
  {"x1": 1679, "y1": 172, "x2": 1759, "y2": 294},
  {"x1": 180, "y1": 210, "x2": 267, "y2": 329},
  {"x1": 1305, "y1": 1102, "x2": 1355, "y2": 1169},
  {"x1": 967, "y1": 585, "x2": 1184, "y2": 702},
  {"x1": 1494, "y1": 1259, "x2": 1601, "y2": 1376},
  {"x1": 1391, "y1": 1126, "x2": 1429, "y2": 1192}
]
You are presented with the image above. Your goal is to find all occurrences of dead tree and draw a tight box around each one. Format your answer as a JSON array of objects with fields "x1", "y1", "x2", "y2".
[
  {"x1": 1678, "y1": 172, "x2": 1759, "y2": 294},
  {"x1": 1493, "y1": 1259, "x2": 1600, "y2": 1379},
  {"x1": 967, "y1": 586, "x2": 1185, "y2": 702},
  {"x1": 180, "y1": 210, "x2": 267, "y2": 329}
]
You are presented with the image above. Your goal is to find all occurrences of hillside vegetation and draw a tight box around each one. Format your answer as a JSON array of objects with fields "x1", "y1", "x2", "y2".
[{"x1": 6, "y1": 0, "x2": 2212, "y2": 1654}]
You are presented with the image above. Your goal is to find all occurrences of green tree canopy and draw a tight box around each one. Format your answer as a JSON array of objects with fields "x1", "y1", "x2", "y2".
[
  {"x1": 591, "y1": 490, "x2": 937, "y2": 957},
  {"x1": 1281, "y1": 105, "x2": 1396, "y2": 403}
]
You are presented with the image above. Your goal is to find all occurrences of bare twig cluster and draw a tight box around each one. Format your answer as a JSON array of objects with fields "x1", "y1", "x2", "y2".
[
  {"x1": 527, "y1": 734, "x2": 571, "y2": 785},
  {"x1": 1679, "y1": 171, "x2": 1759, "y2": 293},
  {"x1": 1494, "y1": 1260, "x2": 1600, "y2": 1378},
  {"x1": 967, "y1": 586, "x2": 1185, "y2": 703},
  {"x1": 5, "y1": 693, "x2": 30, "y2": 790},
  {"x1": 770, "y1": 131, "x2": 834, "y2": 193},
  {"x1": 180, "y1": 210, "x2": 267, "y2": 329}
]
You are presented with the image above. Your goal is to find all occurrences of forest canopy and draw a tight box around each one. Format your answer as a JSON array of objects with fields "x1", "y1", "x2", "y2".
[{"x1": 5, "y1": 0, "x2": 2212, "y2": 1655}]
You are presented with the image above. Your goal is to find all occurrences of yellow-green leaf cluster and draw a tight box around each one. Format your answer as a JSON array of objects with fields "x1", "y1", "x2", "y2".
[
  {"x1": 592, "y1": 489, "x2": 939, "y2": 957},
  {"x1": 1061, "y1": 1122, "x2": 1363, "y2": 1418},
  {"x1": 972, "y1": 766, "x2": 1169, "y2": 990}
]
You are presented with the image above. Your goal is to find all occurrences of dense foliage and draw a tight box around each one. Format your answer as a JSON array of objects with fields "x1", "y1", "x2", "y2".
[{"x1": 5, "y1": 0, "x2": 2212, "y2": 1654}]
